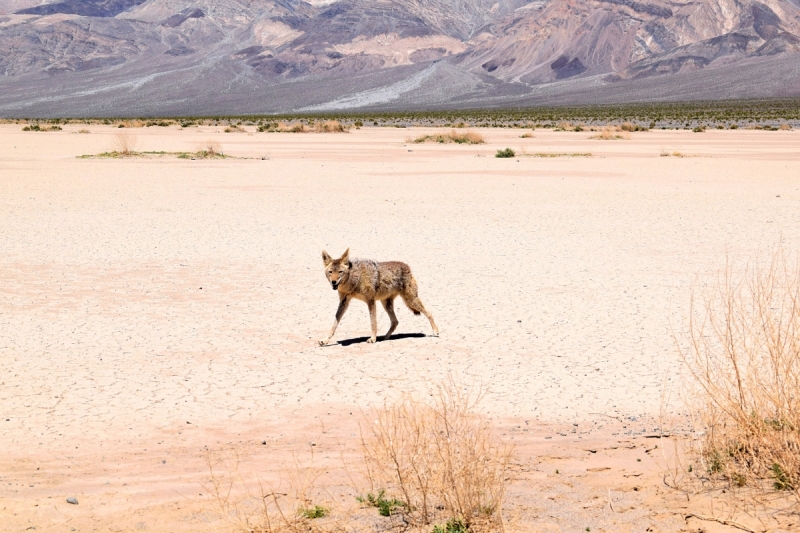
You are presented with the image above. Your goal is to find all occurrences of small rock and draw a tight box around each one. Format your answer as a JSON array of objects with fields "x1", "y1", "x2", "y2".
[
  {"x1": 262, "y1": 441, "x2": 266, "y2": 445},
  {"x1": 161, "y1": 460, "x2": 166, "y2": 464},
  {"x1": 66, "y1": 497, "x2": 78, "y2": 505}
]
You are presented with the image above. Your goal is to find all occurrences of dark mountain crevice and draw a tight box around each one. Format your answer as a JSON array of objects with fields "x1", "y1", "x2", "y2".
[{"x1": 16, "y1": 0, "x2": 148, "y2": 18}]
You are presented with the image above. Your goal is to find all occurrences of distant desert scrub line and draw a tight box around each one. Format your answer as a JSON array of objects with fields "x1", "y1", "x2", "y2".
[
  {"x1": 680, "y1": 246, "x2": 800, "y2": 507},
  {"x1": 522, "y1": 152, "x2": 592, "y2": 158},
  {"x1": 22, "y1": 124, "x2": 62, "y2": 132},
  {"x1": 412, "y1": 130, "x2": 485, "y2": 144},
  {"x1": 256, "y1": 120, "x2": 349, "y2": 133}
]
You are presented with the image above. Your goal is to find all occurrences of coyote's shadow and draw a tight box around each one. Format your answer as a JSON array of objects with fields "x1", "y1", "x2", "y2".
[{"x1": 336, "y1": 332, "x2": 427, "y2": 346}]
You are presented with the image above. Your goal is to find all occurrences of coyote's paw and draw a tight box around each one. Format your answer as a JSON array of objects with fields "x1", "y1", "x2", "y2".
[
  {"x1": 367, "y1": 337, "x2": 377, "y2": 344},
  {"x1": 431, "y1": 332, "x2": 440, "y2": 338},
  {"x1": 318, "y1": 339, "x2": 328, "y2": 346}
]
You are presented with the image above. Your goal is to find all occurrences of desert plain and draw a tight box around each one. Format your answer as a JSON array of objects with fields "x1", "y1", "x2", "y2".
[{"x1": 1, "y1": 124, "x2": 799, "y2": 532}]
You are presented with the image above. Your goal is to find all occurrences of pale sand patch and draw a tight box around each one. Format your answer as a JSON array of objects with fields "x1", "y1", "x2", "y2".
[{"x1": 1, "y1": 125, "x2": 799, "y2": 531}]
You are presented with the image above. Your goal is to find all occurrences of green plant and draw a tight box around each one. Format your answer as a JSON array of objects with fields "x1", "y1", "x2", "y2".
[
  {"x1": 357, "y1": 489, "x2": 406, "y2": 516},
  {"x1": 298, "y1": 505, "x2": 328, "y2": 519},
  {"x1": 432, "y1": 519, "x2": 468, "y2": 533},
  {"x1": 773, "y1": 463, "x2": 793, "y2": 491},
  {"x1": 495, "y1": 148, "x2": 515, "y2": 158}
]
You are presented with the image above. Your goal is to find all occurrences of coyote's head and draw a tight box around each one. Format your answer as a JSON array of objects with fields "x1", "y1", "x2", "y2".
[{"x1": 322, "y1": 248, "x2": 351, "y2": 290}]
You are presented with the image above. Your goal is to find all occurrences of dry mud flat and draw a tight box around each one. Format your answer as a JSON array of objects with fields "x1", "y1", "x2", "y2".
[{"x1": 1, "y1": 125, "x2": 799, "y2": 532}]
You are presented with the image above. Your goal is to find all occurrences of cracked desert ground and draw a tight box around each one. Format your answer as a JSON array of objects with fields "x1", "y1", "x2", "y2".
[{"x1": 2, "y1": 124, "x2": 799, "y2": 532}]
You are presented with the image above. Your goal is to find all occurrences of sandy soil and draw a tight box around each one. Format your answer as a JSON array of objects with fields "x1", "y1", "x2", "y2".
[{"x1": 1, "y1": 125, "x2": 799, "y2": 532}]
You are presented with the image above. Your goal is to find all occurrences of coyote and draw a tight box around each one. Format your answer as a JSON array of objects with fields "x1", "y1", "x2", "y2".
[{"x1": 319, "y1": 249, "x2": 439, "y2": 345}]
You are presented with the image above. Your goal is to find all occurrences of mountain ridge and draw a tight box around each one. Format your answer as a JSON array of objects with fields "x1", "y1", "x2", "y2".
[{"x1": 1, "y1": 0, "x2": 798, "y2": 116}]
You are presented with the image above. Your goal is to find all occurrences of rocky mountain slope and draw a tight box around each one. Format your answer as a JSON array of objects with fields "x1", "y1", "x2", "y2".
[{"x1": 0, "y1": 0, "x2": 798, "y2": 116}]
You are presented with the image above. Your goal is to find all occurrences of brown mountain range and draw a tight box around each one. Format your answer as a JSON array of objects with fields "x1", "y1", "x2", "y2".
[{"x1": 0, "y1": 0, "x2": 798, "y2": 116}]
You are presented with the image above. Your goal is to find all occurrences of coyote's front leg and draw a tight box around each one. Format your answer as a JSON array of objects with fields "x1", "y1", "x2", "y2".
[
  {"x1": 366, "y1": 299, "x2": 378, "y2": 343},
  {"x1": 319, "y1": 295, "x2": 350, "y2": 346}
]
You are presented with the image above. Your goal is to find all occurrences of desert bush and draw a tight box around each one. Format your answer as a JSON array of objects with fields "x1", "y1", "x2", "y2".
[
  {"x1": 314, "y1": 120, "x2": 347, "y2": 133},
  {"x1": 520, "y1": 133, "x2": 534, "y2": 138},
  {"x1": 692, "y1": 126, "x2": 706, "y2": 133},
  {"x1": 360, "y1": 384, "x2": 511, "y2": 529},
  {"x1": 413, "y1": 130, "x2": 485, "y2": 144},
  {"x1": 682, "y1": 247, "x2": 800, "y2": 504},
  {"x1": 495, "y1": 148, "x2": 515, "y2": 158},
  {"x1": 112, "y1": 132, "x2": 138, "y2": 155},
  {"x1": 590, "y1": 127, "x2": 629, "y2": 140},
  {"x1": 194, "y1": 140, "x2": 224, "y2": 158},
  {"x1": 22, "y1": 124, "x2": 61, "y2": 132},
  {"x1": 779, "y1": 124, "x2": 792, "y2": 131},
  {"x1": 620, "y1": 122, "x2": 647, "y2": 132},
  {"x1": 225, "y1": 125, "x2": 246, "y2": 133}
]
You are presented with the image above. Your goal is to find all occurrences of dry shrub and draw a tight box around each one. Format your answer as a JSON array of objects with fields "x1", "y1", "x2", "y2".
[
  {"x1": 413, "y1": 130, "x2": 485, "y2": 144},
  {"x1": 779, "y1": 124, "x2": 792, "y2": 131},
  {"x1": 360, "y1": 384, "x2": 511, "y2": 530},
  {"x1": 520, "y1": 133, "x2": 534, "y2": 138},
  {"x1": 205, "y1": 450, "x2": 346, "y2": 533},
  {"x1": 112, "y1": 132, "x2": 138, "y2": 155},
  {"x1": 314, "y1": 120, "x2": 348, "y2": 133},
  {"x1": 225, "y1": 125, "x2": 246, "y2": 133},
  {"x1": 275, "y1": 122, "x2": 308, "y2": 133},
  {"x1": 590, "y1": 127, "x2": 629, "y2": 140},
  {"x1": 682, "y1": 247, "x2": 800, "y2": 504},
  {"x1": 196, "y1": 140, "x2": 223, "y2": 158}
]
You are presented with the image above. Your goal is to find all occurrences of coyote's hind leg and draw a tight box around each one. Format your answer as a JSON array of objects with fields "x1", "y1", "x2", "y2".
[
  {"x1": 382, "y1": 298, "x2": 399, "y2": 340},
  {"x1": 401, "y1": 294, "x2": 439, "y2": 337}
]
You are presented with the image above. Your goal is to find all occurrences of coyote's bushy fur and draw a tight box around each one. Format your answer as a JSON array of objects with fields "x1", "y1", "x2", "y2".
[{"x1": 319, "y1": 249, "x2": 439, "y2": 345}]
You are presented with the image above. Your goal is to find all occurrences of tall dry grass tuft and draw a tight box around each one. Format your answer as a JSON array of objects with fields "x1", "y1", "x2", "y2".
[
  {"x1": 360, "y1": 383, "x2": 511, "y2": 530},
  {"x1": 682, "y1": 246, "x2": 800, "y2": 504},
  {"x1": 112, "y1": 132, "x2": 138, "y2": 155},
  {"x1": 412, "y1": 130, "x2": 485, "y2": 144},
  {"x1": 196, "y1": 140, "x2": 223, "y2": 158},
  {"x1": 204, "y1": 450, "x2": 346, "y2": 533}
]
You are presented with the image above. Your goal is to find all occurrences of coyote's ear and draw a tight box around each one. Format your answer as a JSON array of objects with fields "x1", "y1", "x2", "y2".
[
  {"x1": 322, "y1": 250, "x2": 332, "y2": 265},
  {"x1": 340, "y1": 248, "x2": 350, "y2": 266}
]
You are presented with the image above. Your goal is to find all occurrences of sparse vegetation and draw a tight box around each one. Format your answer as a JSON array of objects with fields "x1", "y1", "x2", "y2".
[
  {"x1": 522, "y1": 152, "x2": 591, "y2": 158},
  {"x1": 22, "y1": 124, "x2": 62, "y2": 132},
  {"x1": 520, "y1": 133, "x2": 534, "y2": 138},
  {"x1": 413, "y1": 130, "x2": 485, "y2": 144},
  {"x1": 682, "y1": 246, "x2": 800, "y2": 506},
  {"x1": 356, "y1": 489, "x2": 406, "y2": 517},
  {"x1": 495, "y1": 148, "x2": 515, "y2": 158},
  {"x1": 660, "y1": 150, "x2": 686, "y2": 157},
  {"x1": 432, "y1": 518, "x2": 469, "y2": 533},
  {"x1": 112, "y1": 132, "x2": 138, "y2": 156},
  {"x1": 590, "y1": 127, "x2": 630, "y2": 140},
  {"x1": 360, "y1": 383, "x2": 511, "y2": 529},
  {"x1": 313, "y1": 120, "x2": 348, "y2": 133},
  {"x1": 298, "y1": 505, "x2": 329, "y2": 519}
]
